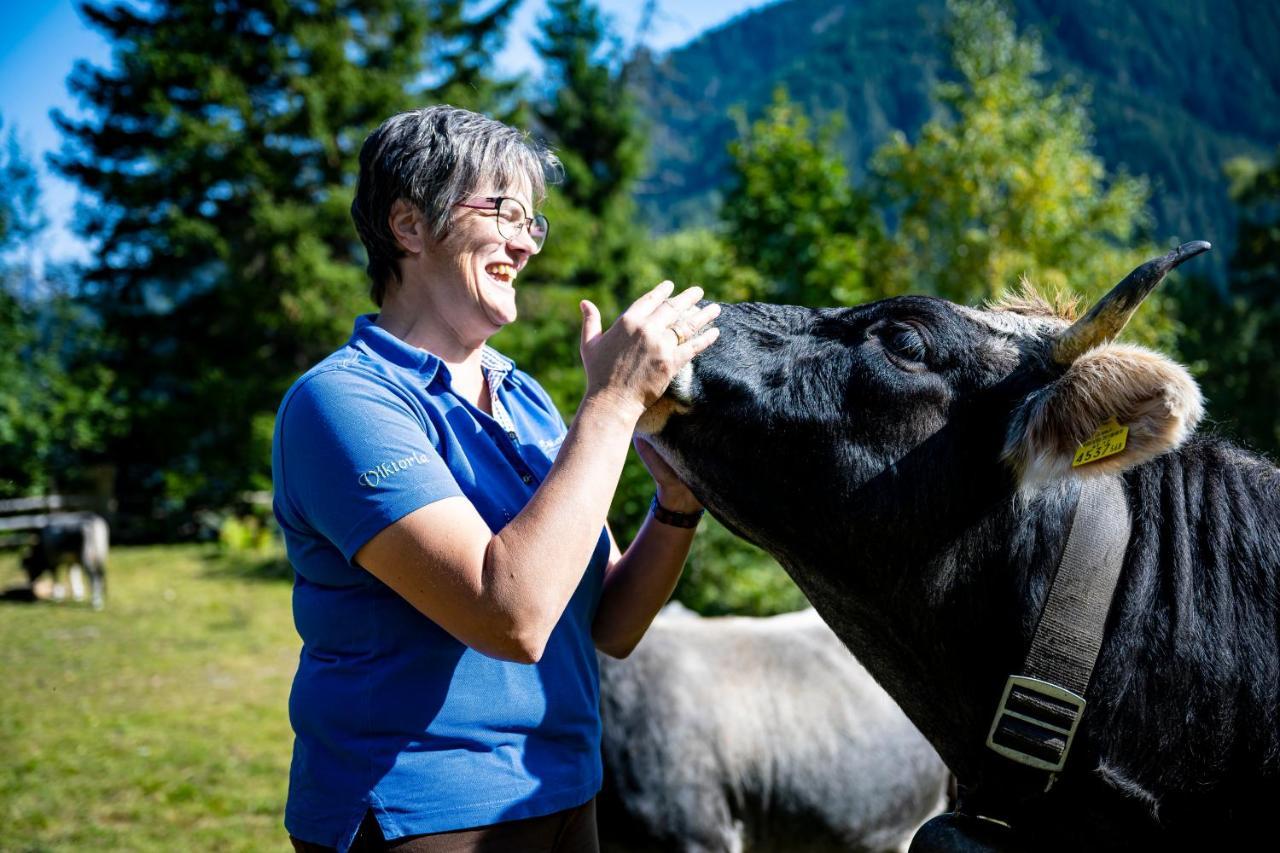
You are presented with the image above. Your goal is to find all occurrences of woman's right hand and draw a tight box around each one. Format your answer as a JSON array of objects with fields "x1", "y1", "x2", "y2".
[{"x1": 579, "y1": 281, "x2": 721, "y2": 423}]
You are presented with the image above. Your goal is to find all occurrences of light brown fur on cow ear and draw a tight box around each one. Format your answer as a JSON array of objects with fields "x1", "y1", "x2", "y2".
[{"x1": 1004, "y1": 344, "x2": 1204, "y2": 484}]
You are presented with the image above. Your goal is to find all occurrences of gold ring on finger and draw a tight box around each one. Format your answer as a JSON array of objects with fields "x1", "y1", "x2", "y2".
[{"x1": 671, "y1": 325, "x2": 689, "y2": 345}]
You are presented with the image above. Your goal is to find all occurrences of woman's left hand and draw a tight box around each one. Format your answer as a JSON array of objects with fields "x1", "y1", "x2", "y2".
[{"x1": 633, "y1": 436, "x2": 702, "y2": 513}]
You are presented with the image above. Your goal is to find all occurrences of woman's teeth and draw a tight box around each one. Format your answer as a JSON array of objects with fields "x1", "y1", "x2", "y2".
[{"x1": 486, "y1": 263, "x2": 516, "y2": 283}]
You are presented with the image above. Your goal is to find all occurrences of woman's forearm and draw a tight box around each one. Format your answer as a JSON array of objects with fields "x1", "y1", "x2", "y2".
[
  {"x1": 591, "y1": 511, "x2": 697, "y2": 658},
  {"x1": 482, "y1": 391, "x2": 640, "y2": 658}
]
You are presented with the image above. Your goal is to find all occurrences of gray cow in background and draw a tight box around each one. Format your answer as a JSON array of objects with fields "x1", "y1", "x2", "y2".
[
  {"x1": 22, "y1": 513, "x2": 109, "y2": 610},
  {"x1": 598, "y1": 604, "x2": 948, "y2": 853}
]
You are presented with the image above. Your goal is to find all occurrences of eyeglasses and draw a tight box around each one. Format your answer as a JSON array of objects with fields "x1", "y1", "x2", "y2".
[{"x1": 456, "y1": 196, "x2": 549, "y2": 250}]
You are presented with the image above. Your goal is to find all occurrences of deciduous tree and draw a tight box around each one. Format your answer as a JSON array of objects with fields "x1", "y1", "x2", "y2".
[
  {"x1": 723, "y1": 88, "x2": 880, "y2": 307},
  {"x1": 872, "y1": 0, "x2": 1168, "y2": 344}
]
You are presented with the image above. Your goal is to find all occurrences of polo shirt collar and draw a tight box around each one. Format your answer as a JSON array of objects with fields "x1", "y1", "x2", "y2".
[
  {"x1": 349, "y1": 314, "x2": 517, "y2": 387},
  {"x1": 479, "y1": 346, "x2": 515, "y2": 386}
]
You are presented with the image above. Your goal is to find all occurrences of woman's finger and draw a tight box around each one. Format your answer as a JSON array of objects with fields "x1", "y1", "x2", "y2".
[
  {"x1": 682, "y1": 302, "x2": 721, "y2": 333},
  {"x1": 676, "y1": 324, "x2": 721, "y2": 361},
  {"x1": 580, "y1": 300, "x2": 602, "y2": 350},
  {"x1": 622, "y1": 280, "x2": 675, "y2": 322},
  {"x1": 667, "y1": 302, "x2": 720, "y2": 347},
  {"x1": 646, "y1": 285, "x2": 704, "y2": 329}
]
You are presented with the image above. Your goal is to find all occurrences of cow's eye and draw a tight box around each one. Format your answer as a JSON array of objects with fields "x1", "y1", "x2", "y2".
[{"x1": 881, "y1": 323, "x2": 929, "y2": 365}]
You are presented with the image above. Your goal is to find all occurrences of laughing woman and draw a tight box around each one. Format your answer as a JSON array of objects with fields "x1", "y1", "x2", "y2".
[{"x1": 271, "y1": 105, "x2": 719, "y2": 853}]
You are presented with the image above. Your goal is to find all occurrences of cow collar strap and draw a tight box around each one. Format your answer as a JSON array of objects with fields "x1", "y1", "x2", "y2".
[{"x1": 975, "y1": 475, "x2": 1132, "y2": 824}]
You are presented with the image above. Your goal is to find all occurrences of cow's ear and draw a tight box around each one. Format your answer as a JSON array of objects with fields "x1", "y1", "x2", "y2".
[{"x1": 1004, "y1": 343, "x2": 1203, "y2": 484}]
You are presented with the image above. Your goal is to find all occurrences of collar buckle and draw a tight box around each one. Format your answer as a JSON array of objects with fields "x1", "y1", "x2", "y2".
[{"x1": 986, "y1": 674, "x2": 1085, "y2": 773}]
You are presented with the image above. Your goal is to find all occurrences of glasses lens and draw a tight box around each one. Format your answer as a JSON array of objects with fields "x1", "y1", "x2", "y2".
[
  {"x1": 495, "y1": 198, "x2": 524, "y2": 240},
  {"x1": 530, "y1": 214, "x2": 549, "y2": 249}
]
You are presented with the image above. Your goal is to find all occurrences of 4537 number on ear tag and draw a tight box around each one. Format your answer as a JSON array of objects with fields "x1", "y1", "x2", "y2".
[{"x1": 1073, "y1": 418, "x2": 1129, "y2": 468}]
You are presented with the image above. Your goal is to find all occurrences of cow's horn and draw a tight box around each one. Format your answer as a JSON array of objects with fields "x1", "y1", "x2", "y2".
[{"x1": 1052, "y1": 240, "x2": 1211, "y2": 365}]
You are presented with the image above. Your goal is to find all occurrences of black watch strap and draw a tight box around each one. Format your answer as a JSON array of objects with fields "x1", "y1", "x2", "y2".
[{"x1": 649, "y1": 494, "x2": 705, "y2": 528}]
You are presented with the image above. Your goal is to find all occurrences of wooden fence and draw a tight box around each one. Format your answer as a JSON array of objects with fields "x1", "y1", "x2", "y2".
[{"x1": 0, "y1": 495, "x2": 106, "y2": 548}]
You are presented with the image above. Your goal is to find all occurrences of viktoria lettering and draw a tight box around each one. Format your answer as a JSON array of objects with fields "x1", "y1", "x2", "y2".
[{"x1": 359, "y1": 452, "x2": 432, "y2": 487}]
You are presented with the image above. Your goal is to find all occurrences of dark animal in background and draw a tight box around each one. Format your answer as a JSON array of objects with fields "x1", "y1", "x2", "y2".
[
  {"x1": 597, "y1": 603, "x2": 948, "y2": 853},
  {"x1": 639, "y1": 243, "x2": 1279, "y2": 848},
  {"x1": 23, "y1": 514, "x2": 109, "y2": 609}
]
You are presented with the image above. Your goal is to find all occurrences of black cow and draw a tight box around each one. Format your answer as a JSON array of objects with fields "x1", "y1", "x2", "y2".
[
  {"x1": 638, "y1": 244, "x2": 1279, "y2": 849},
  {"x1": 597, "y1": 603, "x2": 948, "y2": 853}
]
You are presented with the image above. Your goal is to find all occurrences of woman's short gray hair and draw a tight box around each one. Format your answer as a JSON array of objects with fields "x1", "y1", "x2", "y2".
[{"x1": 351, "y1": 105, "x2": 561, "y2": 306}]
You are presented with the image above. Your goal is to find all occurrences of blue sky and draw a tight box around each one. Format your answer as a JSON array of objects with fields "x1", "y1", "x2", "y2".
[{"x1": 0, "y1": 0, "x2": 771, "y2": 265}]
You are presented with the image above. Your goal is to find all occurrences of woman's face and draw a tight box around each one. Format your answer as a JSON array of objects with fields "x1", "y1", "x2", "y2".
[{"x1": 423, "y1": 176, "x2": 540, "y2": 338}]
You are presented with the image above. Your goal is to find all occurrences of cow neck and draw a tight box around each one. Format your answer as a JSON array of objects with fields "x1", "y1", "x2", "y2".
[
  {"x1": 789, "y1": 461, "x2": 1034, "y2": 778},
  {"x1": 965, "y1": 474, "x2": 1132, "y2": 831}
]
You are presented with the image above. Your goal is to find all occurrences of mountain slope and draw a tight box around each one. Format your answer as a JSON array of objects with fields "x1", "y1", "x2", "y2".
[{"x1": 632, "y1": 0, "x2": 1280, "y2": 280}]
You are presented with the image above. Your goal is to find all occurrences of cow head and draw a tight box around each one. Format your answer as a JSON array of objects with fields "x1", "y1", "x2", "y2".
[
  {"x1": 639, "y1": 242, "x2": 1207, "y2": 594},
  {"x1": 639, "y1": 241, "x2": 1210, "y2": 787}
]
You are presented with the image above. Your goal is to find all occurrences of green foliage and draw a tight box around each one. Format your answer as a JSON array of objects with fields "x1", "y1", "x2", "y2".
[
  {"x1": 429, "y1": 0, "x2": 524, "y2": 118},
  {"x1": 725, "y1": 88, "x2": 881, "y2": 306},
  {"x1": 675, "y1": 518, "x2": 810, "y2": 617},
  {"x1": 617, "y1": 99, "x2": 855, "y2": 614},
  {"x1": 626, "y1": 86, "x2": 891, "y2": 614},
  {"x1": 871, "y1": 0, "x2": 1171, "y2": 346},
  {"x1": 0, "y1": 123, "x2": 123, "y2": 497},
  {"x1": 218, "y1": 514, "x2": 278, "y2": 554},
  {"x1": 0, "y1": 289, "x2": 125, "y2": 498},
  {"x1": 1175, "y1": 149, "x2": 1280, "y2": 460},
  {"x1": 636, "y1": 227, "x2": 767, "y2": 304},
  {"x1": 53, "y1": 0, "x2": 517, "y2": 528},
  {"x1": 498, "y1": 6, "x2": 803, "y2": 616}
]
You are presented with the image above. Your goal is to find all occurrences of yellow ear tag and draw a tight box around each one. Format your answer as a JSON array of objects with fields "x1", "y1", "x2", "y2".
[{"x1": 1072, "y1": 417, "x2": 1129, "y2": 468}]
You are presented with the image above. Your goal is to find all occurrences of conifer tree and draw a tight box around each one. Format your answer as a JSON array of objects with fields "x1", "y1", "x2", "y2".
[
  {"x1": 533, "y1": 0, "x2": 642, "y2": 209},
  {"x1": 53, "y1": 0, "x2": 517, "y2": 521},
  {"x1": 518, "y1": 0, "x2": 644, "y2": 301},
  {"x1": 0, "y1": 120, "x2": 47, "y2": 268}
]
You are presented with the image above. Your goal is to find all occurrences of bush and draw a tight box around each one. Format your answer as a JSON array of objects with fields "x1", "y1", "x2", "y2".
[{"x1": 217, "y1": 514, "x2": 277, "y2": 555}]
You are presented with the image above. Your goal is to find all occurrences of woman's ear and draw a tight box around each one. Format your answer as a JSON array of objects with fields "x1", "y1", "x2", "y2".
[
  {"x1": 388, "y1": 199, "x2": 426, "y2": 255},
  {"x1": 1003, "y1": 343, "x2": 1204, "y2": 485}
]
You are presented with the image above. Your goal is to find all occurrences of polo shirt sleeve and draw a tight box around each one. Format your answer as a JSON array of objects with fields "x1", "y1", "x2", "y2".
[{"x1": 275, "y1": 368, "x2": 464, "y2": 563}]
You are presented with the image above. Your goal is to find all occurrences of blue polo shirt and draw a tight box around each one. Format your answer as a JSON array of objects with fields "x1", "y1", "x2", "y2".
[{"x1": 272, "y1": 315, "x2": 608, "y2": 851}]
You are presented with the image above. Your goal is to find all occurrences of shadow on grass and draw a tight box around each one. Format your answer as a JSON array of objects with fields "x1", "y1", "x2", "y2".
[
  {"x1": 0, "y1": 585, "x2": 104, "y2": 609},
  {"x1": 0, "y1": 584, "x2": 39, "y2": 603},
  {"x1": 200, "y1": 549, "x2": 294, "y2": 583}
]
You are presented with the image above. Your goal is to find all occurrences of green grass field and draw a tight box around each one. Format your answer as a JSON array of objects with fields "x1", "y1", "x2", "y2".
[{"x1": 0, "y1": 544, "x2": 299, "y2": 852}]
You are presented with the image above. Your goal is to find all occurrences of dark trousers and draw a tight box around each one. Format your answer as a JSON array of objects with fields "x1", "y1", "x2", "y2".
[{"x1": 290, "y1": 798, "x2": 599, "y2": 853}]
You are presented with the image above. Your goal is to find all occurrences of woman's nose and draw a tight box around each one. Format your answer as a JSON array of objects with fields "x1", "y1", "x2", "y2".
[{"x1": 507, "y1": 223, "x2": 541, "y2": 256}]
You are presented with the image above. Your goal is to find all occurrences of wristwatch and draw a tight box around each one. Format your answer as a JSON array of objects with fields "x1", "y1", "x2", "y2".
[{"x1": 649, "y1": 494, "x2": 705, "y2": 529}]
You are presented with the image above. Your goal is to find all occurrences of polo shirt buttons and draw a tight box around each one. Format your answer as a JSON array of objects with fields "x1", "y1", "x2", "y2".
[{"x1": 521, "y1": 473, "x2": 534, "y2": 484}]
